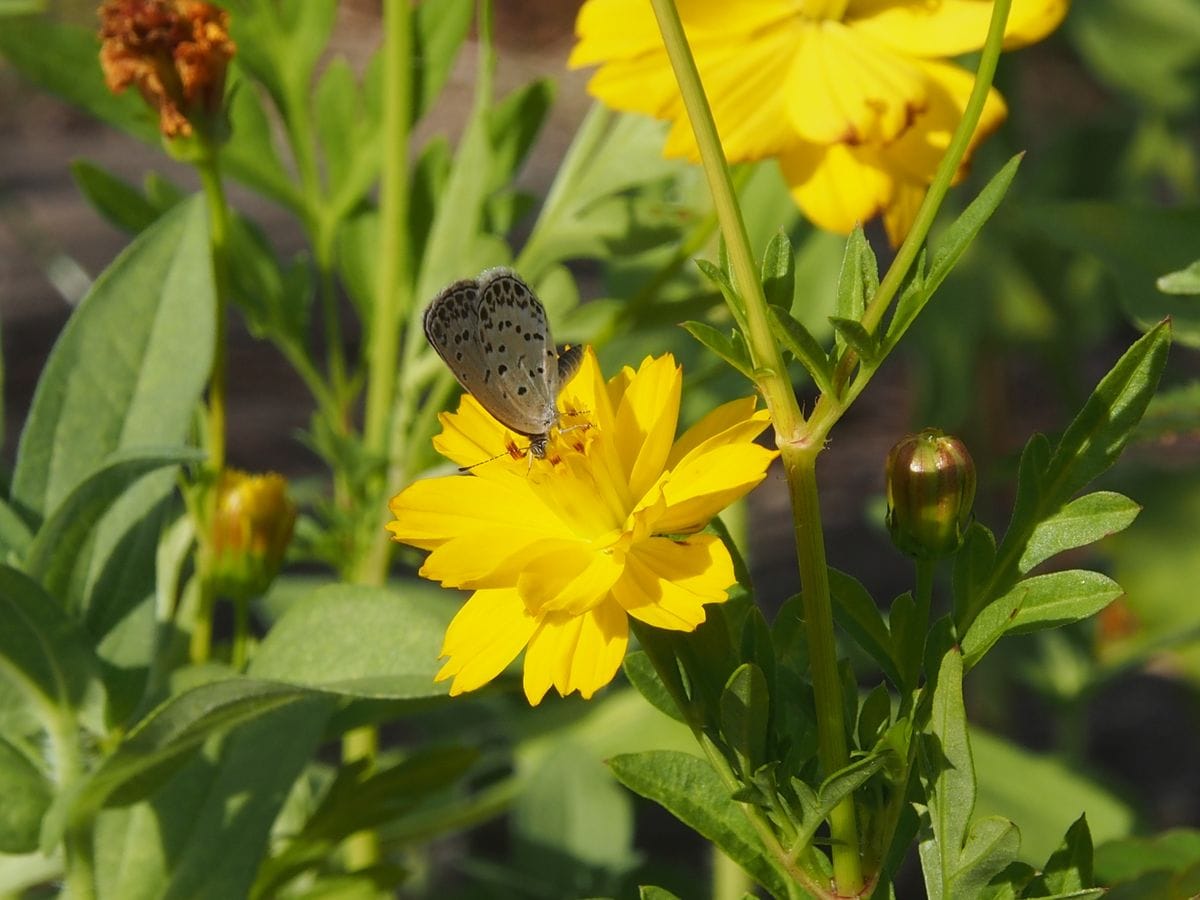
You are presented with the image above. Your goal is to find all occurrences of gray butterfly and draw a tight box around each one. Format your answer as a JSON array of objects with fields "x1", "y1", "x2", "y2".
[{"x1": 423, "y1": 267, "x2": 583, "y2": 459}]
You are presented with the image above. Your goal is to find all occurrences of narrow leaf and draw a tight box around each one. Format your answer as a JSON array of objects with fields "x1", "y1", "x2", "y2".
[
  {"x1": 680, "y1": 321, "x2": 755, "y2": 379},
  {"x1": 696, "y1": 257, "x2": 749, "y2": 329},
  {"x1": 1020, "y1": 492, "x2": 1141, "y2": 574},
  {"x1": 761, "y1": 230, "x2": 795, "y2": 310},
  {"x1": 768, "y1": 304, "x2": 834, "y2": 393},
  {"x1": 720, "y1": 664, "x2": 769, "y2": 772},
  {"x1": 829, "y1": 316, "x2": 879, "y2": 363},
  {"x1": 828, "y1": 569, "x2": 902, "y2": 689},
  {"x1": 928, "y1": 154, "x2": 1023, "y2": 296}
]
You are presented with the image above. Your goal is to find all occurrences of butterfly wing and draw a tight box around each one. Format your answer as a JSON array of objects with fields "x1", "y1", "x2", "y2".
[
  {"x1": 471, "y1": 268, "x2": 559, "y2": 437},
  {"x1": 423, "y1": 279, "x2": 491, "y2": 396}
]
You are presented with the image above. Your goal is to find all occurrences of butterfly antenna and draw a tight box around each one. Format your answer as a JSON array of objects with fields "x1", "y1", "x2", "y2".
[{"x1": 457, "y1": 448, "x2": 512, "y2": 473}]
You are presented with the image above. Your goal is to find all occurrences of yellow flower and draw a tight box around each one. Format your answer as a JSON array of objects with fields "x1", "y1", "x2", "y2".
[
  {"x1": 388, "y1": 348, "x2": 777, "y2": 705},
  {"x1": 210, "y1": 469, "x2": 296, "y2": 601},
  {"x1": 569, "y1": 0, "x2": 1068, "y2": 244}
]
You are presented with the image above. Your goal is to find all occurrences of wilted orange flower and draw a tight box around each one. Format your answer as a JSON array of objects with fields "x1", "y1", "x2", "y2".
[{"x1": 98, "y1": 0, "x2": 235, "y2": 139}]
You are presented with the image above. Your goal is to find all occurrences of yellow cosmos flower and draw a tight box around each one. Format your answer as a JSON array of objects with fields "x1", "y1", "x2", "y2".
[
  {"x1": 569, "y1": 0, "x2": 1069, "y2": 244},
  {"x1": 388, "y1": 348, "x2": 777, "y2": 705}
]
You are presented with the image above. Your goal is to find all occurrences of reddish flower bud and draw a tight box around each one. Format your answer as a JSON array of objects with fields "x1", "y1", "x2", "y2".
[{"x1": 885, "y1": 429, "x2": 976, "y2": 560}]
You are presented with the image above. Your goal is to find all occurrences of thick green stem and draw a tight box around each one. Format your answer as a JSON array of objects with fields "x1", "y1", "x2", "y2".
[
  {"x1": 779, "y1": 445, "x2": 863, "y2": 893},
  {"x1": 915, "y1": 558, "x2": 935, "y2": 640},
  {"x1": 50, "y1": 704, "x2": 94, "y2": 900},
  {"x1": 647, "y1": 0, "x2": 863, "y2": 891}
]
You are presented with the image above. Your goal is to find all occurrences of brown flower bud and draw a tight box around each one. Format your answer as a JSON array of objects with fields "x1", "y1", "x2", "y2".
[
  {"x1": 885, "y1": 429, "x2": 976, "y2": 560},
  {"x1": 98, "y1": 0, "x2": 235, "y2": 140}
]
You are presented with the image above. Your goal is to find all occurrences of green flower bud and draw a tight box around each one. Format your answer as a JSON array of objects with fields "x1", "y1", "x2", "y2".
[
  {"x1": 210, "y1": 470, "x2": 296, "y2": 600},
  {"x1": 885, "y1": 429, "x2": 976, "y2": 560}
]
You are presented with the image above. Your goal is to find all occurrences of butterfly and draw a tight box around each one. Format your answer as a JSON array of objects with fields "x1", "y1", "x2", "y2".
[{"x1": 423, "y1": 267, "x2": 583, "y2": 459}]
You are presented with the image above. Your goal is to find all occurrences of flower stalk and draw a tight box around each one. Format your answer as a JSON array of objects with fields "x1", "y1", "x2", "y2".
[{"x1": 646, "y1": 0, "x2": 862, "y2": 892}]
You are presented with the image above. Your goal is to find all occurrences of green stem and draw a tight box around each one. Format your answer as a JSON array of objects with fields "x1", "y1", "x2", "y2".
[
  {"x1": 915, "y1": 559, "x2": 935, "y2": 639},
  {"x1": 341, "y1": 725, "x2": 381, "y2": 868},
  {"x1": 231, "y1": 595, "x2": 250, "y2": 670},
  {"x1": 647, "y1": 0, "x2": 863, "y2": 891},
  {"x1": 49, "y1": 704, "x2": 94, "y2": 900},
  {"x1": 779, "y1": 445, "x2": 863, "y2": 893},
  {"x1": 192, "y1": 154, "x2": 233, "y2": 666},
  {"x1": 804, "y1": 0, "x2": 1014, "y2": 446}
]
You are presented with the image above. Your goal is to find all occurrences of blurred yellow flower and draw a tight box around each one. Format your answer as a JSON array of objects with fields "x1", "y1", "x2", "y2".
[
  {"x1": 570, "y1": 0, "x2": 1069, "y2": 244},
  {"x1": 210, "y1": 469, "x2": 296, "y2": 601},
  {"x1": 388, "y1": 348, "x2": 777, "y2": 705}
]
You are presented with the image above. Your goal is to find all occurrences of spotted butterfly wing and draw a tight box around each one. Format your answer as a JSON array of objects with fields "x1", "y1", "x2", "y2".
[{"x1": 424, "y1": 268, "x2": 572, "y2": 455}]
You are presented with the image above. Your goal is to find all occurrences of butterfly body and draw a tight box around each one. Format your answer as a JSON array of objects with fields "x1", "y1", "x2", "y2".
[{"x1": 423, "y1": 268, "x2": 581, "y2": 458}]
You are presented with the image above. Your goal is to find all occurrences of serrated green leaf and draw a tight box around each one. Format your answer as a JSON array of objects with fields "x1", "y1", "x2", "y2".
[
  {"x1": 768, "y1": 304, "x2": 833, "y2": 393},
  {"x1": 829, "y1": 569, "x2": 902, "y2": 689},
  {"x1": 962, "y1": 570, "x2": 1123, "y2": 667},
  {"x1": 680, "y1": 321, "x2": 754, "y2": 379},
  {"x1": 927, "y1": 155, "x2": 1022, "y2": 297},
  {"x1": 720, "y1": 664, "x2": 769, "y2": 773},
  {"x1": 607, "y1": 751, "x2": 788, "y2": 898},
  {"x1": 1020, "y1": 492, "x2": 1141, "y2": 573}
]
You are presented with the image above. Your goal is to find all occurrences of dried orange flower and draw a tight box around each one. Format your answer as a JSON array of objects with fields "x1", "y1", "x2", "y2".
[{"x1": 98, "y1": 0, "x2": 235, "y2": 139}]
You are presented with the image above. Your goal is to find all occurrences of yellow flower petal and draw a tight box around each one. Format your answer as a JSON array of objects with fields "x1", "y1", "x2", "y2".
[
  {"x1": 516, "y1": 541, "x2": 625, "y2": 616},
  {"x1": 779, "y1": 141, "x2": 895, "y2": 236},
  {"x1": 656, "y1": 444, "x2": 778, "y2": 534},
  {"x1": 789, "y1": 21, "x2": 928, "y2": 145},
  {"x1": 613, "y1": 535, "x2": 733, "y2": 630},
  {"x1": 667, "y1": 398, "x2": 771, "y2": 469},
  {"x1": 388, "y1": 475, "x2": 561, "y2": 550},
  {"x1": 436, "y1": 588, "x2": 537, "y2": 696},
  {"x1": 849, "y1": 0, "x2": 1071, "y2": 58},
  {"x1": 522, "y1": 599, "x2": 629, "y2": 704},
  {"x1": 420, "y1": 528, "x2": 557, "y2": 589},
  {"x1": 614, "y1": 354, "x2": 682, "y2": 501}
]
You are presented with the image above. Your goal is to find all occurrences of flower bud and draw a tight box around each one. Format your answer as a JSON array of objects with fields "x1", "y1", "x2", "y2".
[
  {"x1": 210, "y1": 470, "x2": 296, "y2": 600},
  {"x1": 99, "y1": 0, "x2": 235, "y2": 142},
  {"x1": 885, "y1": 429, "x2": 976, "y2": 560}
]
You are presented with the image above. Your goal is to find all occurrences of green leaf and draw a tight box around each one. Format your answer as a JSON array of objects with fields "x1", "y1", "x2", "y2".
[
  {"x1": 720, "y1": 664, "x2": 769, "y2": 772},
  {"x1": 222, "y1": 72, "x2": 302, "y2": 212},
  {"x1": 314, "y1": 56, "x2": 380, "y2": 217},
  {"x1": 680, "y1": 321, "x2": 754, "y2": 379},
  {"x1": 412, "y1": 0, "x2": 474, "y2": 124},
  {"x1": 487, "y1": 80, "x2": 554, "y2": 197},
  {"x1": 23, "y1": 449, "x2": 200, "y2": 601},
  {"x1": 962, "y1": 571, "x2": 1123, "y2": 667},
  {"x1": 695, "y1": 258, "x2": 749, "y2": 330},
  {"x1": 1026, "y1": 815, "x2": 1094, "y2": 896},
  {"x1": 11, "y1": 198, "x2": 214, "y2": 518},
  {"x1": 918, "y1": 644, "x2": 975, "y2": 900},
  {"x1": 248, "y1": 582, "x2": 455, "y2": 699},
  {"x1": 834, "y1": 226, "x2": 877, "y2": 354},
  {"x1": 883, "y1": 251, "x2": 928, "y2": 350},
  {"x1": 829, "y1": 315, "x2": 879, "y2": 363},
  {"x1": 0, "y1": 18, "x2": 157, "y2": 142},
  {"x1": 927, "y1": 155, "x2": 1022, "y2": 297},
  {"x1": 761, "y1": 230, "x2": 796, "y2": 310},
  {"x1": 768, "y1": 304, "x2": 834, "y2": 393},
  {"x1": 607, "y1": 751, "x2": 788, "y2": 898},
  {"x1": 953, "y1": 522, "x2": 997, "y2": 629},
  {"x1": 41, "y1": 678, "x2": 319, "y2": 848},
  {"x1": 640, "y1": 887, "x2": 682, "y2": 900},
  {"x1": 623, "y1": 652, "x2": 686, "y2": 724},
  {"x1": 1157, "y1": 259, "x2": 1200, "y2": 295},
  {"x1": 71, "y1": 161, "x2": 161, "y2": 234},
  {"x1": 1020, "y1": 492, "x2": 1141, "y2": 574},
  {"x1": 828, "y1": 569, "x2": 902, "y2": 689},
  {"x1": 0, "y1": 735, "x2": 52, "y2": 853},
  {"x1": 857, "y1": 683, "x2": 892, "y2": 750},
  {"x1": 0, "y1": 565, "x2": 103, "y2": 715},
  {"x1": 1095, "y1": 829, "x2": 1200, "y2": 887},
  {"x1": 95, "y1": 692, "x2": 334, "y2": 900},
  {"x1": 888, "y1": 591, "x2": 924, "y2": 692},
  {"x1": 0, "y1": 499, "x2": 34, "y2": 560}
]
